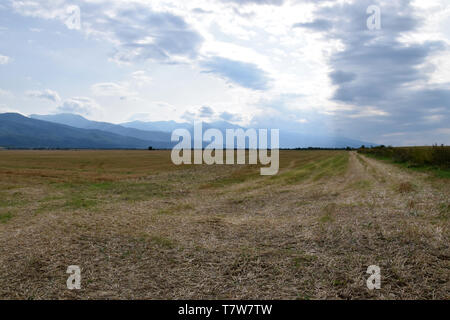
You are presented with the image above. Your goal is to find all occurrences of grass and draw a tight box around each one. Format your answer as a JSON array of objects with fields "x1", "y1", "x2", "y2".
[
  {"x1": 0, "y1": 150, "x2": 448, "y2": 300},
  {"x1": 0, "y1": 212, "x2": 13, "y2": 223},
  {"x1": 397, "y1": 182, "x2": 416, "y2": 194},
  {"x1": 358, "y1": 145, "x2": 450, "y2": 177},
  {"x1": 149, "y1": 235, "x2": 176, "y2": 249},
  {"x1": 319, "y1": 203, "x2": 336, "y2": 223}
]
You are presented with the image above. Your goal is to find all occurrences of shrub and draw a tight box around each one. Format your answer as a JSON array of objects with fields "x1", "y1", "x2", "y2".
[
  {"x1": 358, "y1": 145, "x2": 450, "y2": 169},
  {"x1": 432, "y1": 145, "x2": 450, "y2": 168}
]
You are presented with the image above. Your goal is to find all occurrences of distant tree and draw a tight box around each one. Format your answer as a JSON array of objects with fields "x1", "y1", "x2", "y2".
[
  {"x1": 148, "y1": 146, "x2": 153, "y2": 150},
  {"x1": 361, "y1": 145, "x2": 365, "y2": 149}
]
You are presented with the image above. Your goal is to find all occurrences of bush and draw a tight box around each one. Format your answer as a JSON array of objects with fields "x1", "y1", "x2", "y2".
[
  {"x1": 358, "y1": 145, "x2": 450, "y2": 169},
  {"x1": 432, "y1": 145, "x2": 450, "y2": 168}
]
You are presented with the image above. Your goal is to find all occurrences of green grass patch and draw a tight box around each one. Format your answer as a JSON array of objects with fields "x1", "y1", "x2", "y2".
[
  {"x1": 347, "y1": 179, "x2": 372, "y2": 190},
  {"x1": 200, "y1": 167, "x2": 259, "y2": 189},
  {"x1": 437, "y1": 203, "x2": 449, "y2": 221},
  {"x1": 319, "y1": 203, "x2": 336, "y2": 223},
  {"x1": 0, "y1": 212, "x2": 13, "y2": 223},
  {"x1": 149, "y1": 235, "x2": 176, "y2": 249},
  {"x1": 64, "y1": 196, "x2": 98, "y2": 209},
  {"x1": 293, "y1": 254, "x2": 318, "y2": 268},
  {"x1": 359, "y1": 146, "x2": 450, "y2": 178}
]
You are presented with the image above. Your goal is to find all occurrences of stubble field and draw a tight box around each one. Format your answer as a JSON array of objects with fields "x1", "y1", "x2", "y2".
[{"x1": 0, "y1": 150, "x2": 448, "y2": 299}]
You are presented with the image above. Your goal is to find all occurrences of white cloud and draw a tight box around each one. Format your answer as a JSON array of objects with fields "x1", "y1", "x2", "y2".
[
  {"x1": 131, "y1": 71, "x2": 152, "y2": 86},
  {"x1": 0, "y1": 54, "x2": 10, "y2": 65},
  {"x1": 26, "y1": 89, "x2": 61, "y2": 103},
  {"x1": 0, "y1": 88, "x2": 12, "y2": 97},
  {"x1": 348, "y1": 107, "x2": 390, "y2": 118},
  {"x1": 56, "y1": 97, "x2": 103, "y2": 117},
  {"x1": 0, "y1": 104, "x2": 21, "y2": 114},
  {"x1": 91, "y1": 82, "x2": 137, "y2": 100}
]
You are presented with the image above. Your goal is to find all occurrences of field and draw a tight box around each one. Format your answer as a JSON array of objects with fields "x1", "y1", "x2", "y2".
[{"x1": 0, "y1": 150, "x2": 448, "y2": 299}]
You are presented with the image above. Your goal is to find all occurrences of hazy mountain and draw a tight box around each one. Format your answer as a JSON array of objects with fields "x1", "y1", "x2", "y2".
[
  {"x1": 1, "y1": 113, "x2": 375, "y2": 149},
  {"x1": 30, "y1": 113, "x2": 171, "y2": 143},
  {"x1": 0, "y1": 113, "x2": 170, "y2": 149},
  {"x1": 122, "y1": 120, "x2": 244, "y2": 133},
  {"x1": 121, "y1": 120, "x2": 191, "y2": 133},
  {"x1": 279, "y1": 131, "x2": 376, "y2": 149},
  {"x1": 122, "y1": 119, "x2": 374, "y2": 148}
]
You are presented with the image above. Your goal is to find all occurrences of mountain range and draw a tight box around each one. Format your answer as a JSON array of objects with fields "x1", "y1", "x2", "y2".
[{"x1": 0, "y1": 112, "x2": 376, "y2": 149}]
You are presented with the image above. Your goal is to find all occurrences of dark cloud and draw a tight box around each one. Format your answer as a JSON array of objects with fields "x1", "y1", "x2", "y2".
[
  {"x1": 219, "y1": 111, "x2": 242, "y2": 122},
  {"x1": 201, "y1": 57, "x2": 271, "y2": 90},
  {"x1": 329, "y1": 71, "x2": 357, "y2": 84},
  {"x1": 93, "y1": 4, "x2": 203, "y2": 63},
  {"x1": 199, "y1": 106, "x2": 215, "y2": 117},
  {"x1": 293, "y1": 19, "x2": 332, "y2": 31},
  {"x1": 302, "y1": 0, "x2": 450, "y2": 145}
]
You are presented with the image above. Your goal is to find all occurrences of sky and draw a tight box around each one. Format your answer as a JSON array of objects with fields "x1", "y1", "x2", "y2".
[{"x1": 0, "y1": 0, "x2": 449, "y2": 146}]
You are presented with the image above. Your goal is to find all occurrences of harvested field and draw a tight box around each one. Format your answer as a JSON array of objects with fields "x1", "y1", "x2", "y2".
[{"x1": 0, "y1": 150, "x2": 448, "y2": 299}]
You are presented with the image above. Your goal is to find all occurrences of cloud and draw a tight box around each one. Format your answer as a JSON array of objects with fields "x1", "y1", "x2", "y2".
[
  {"x1": 56, "y1": 97, "x2": 102, "y2": 116},
  {"x1": 11, "y1": 1, "x2": 80, "y2": 30},
  {"x1": 201, "y1": 57, "x2": 271, "y2": 90},
  {"x1": 99, "y1": 3, "x2": 203, "y2": 64},
  {"x1": 11, "y1": 1, "x2": 203, "y2": 64},
  {"x1": 293, "y1": 19, "x2": 332, "y2": 31},
  {"x1": 0, "y1": 54, "x2": 10, "y2": 65},
  {"x1": 199, "y1": 106, "x2": 214, "y2": 117},
  {"x1": 329, "y1": 71, "x2": 357, "y2": 84},
  {"x1": 181, "y1": 105, "x2": 217, "y2": 121},
  {"x1": 192, "y1": 8, "x2": 213, "y2": 14},
  {"x1": 179, "y1": 106, "x2": 244, "y2": 123},
  {"x1": 26, "y1": 89, "x2": 61, "y2": 103},
  {"x1": 221, "y1": 0, "x2": 286, "y2": 6},
  {"x1": 301, "y1": 0, "x2": 450, "y2": 143},
  {"x1": 91, "y1": 82, "x2": 137, "y2": 100},
  {"x1": 131, "y1": 71, "x2": 152, "y2": 86},
  {"x1": 0, "y1": 88, "x2": 12, "y2": 97},
  {"x1": 219, "y1": 111, "x2": 242, "y2": 122},
  {"x1": 181, "y1": 110, "x2": 197, "y2": 122},
  {"x1": 0, "y1": 104, "x2": 22, "y2": 114}
]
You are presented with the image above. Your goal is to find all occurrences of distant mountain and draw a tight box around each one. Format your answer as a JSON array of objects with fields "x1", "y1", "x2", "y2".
[
  {"x1": 121, "y1": 120, "x2": 192, "y2": 133},
  {"x1": 0, "y1": 113, "x2": 170, "y2": 149},
  {"x1": 2, "y1": 112, "x2": 376, "y2": 149},
  {"x1": 122, "y1": 120, "x2": 244, "y2": 133},
  {"x1": 121, "y1": 119, "x2": 374, "y2": 148},
  {"x1": 30, "y1": 113, "x2": 171, "y2": 143},
  {"x1": 277, "y1": 131, "x2": 376, "y2": 149}
]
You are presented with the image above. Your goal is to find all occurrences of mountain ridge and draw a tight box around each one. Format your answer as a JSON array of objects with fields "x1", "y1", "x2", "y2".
[
  {"x1": 1, "y1": 113, "x2": 377, "y2": 149},
  {"x1": 0, "y1": 113, "x2": 169, "y2": 149},
  {"x1": 30, "y1": 113, "x2": 171, "y2": 143}
]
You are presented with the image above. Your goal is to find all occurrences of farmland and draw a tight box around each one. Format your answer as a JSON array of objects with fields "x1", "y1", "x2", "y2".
[{"x1": 0, "y1": 150, "x2": 448, "y2": 299}]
